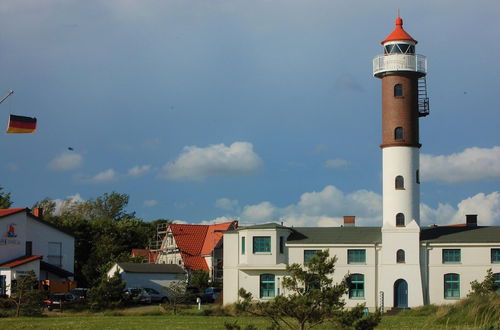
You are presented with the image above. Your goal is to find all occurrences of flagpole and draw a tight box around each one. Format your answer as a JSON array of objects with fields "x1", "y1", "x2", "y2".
[{"x1": 0, "y1": 90, "x2": 14, "y2": 105}]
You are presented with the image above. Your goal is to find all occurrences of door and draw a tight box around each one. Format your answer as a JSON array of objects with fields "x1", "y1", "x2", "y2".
[{"x1": 394, "y1": 279, "x2": 408, "y2": 308}]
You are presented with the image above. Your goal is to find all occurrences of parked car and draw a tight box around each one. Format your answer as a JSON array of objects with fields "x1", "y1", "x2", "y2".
[
  {"x1": 124, "y1": 287, "x2": 169, "y2": 304},
  {"x1": 44, "y1": 293, "x2": 77, "y2": 311},
  {"x1": 68, "y1": 288, "x2": 88, "y2": 301},
  {"x1": 201, "y1": 287, "x2": 221, "y2": 303}
]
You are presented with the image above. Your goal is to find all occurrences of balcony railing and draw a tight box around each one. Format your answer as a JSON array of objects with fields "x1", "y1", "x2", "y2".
[{"x1": 373, "y1": 54, "x2": 427, "y2": 77}]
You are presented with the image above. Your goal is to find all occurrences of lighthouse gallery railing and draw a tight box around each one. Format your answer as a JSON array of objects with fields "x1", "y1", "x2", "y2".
[{"x1": 372, "y1": 54, "x2": 427, "y2": 76}]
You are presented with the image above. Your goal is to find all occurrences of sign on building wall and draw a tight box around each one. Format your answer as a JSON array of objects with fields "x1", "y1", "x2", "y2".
[{"x1": 1, "y1": 223, "x2": 21, "y2": 245}]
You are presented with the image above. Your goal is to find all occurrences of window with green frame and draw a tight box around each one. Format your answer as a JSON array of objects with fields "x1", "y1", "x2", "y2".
[
  {"x1": 444, "y1": 273, "x2": 460, "y2": 299},
  {"x1": 304, "y1": 250, "x2": 321, "y2": 263},
  {"x1": 253, "y1": 236, "x2": 271, "y2": 253},
  {"x1": 348, "y1": 249, "x2": 366, "y2": 264},
  {"x1": 241, "y1": 236, "x2": 246, "y2": 255},
  {"x1": 494, "y1": 273, "x2": 500, "y2": 294},
  {"x1": 260, "y1": 274, "x2": 275, "y2": 298},
  {"x1": 491, "y1": 249, "x2": 500, "y2": 263},
  {"x1": 442, "y1": 249, "x2": 461, "y2": 263},
  {"x1": 349, "y1": 274, "x2": 364, "y2": 298}
]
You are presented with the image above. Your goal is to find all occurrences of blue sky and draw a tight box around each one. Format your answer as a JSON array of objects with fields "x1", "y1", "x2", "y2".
[{"x1": 1, "y1": 0, "x2": 499, "y2": 227}]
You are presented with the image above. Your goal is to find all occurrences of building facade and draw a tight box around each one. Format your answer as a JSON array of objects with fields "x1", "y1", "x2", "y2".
[
  {"x1": 0, "y1": 208, "x2": 75, "y2": 295},
  {"x1": 223, "y1": 17, "x2": 500, "y2": 309}
]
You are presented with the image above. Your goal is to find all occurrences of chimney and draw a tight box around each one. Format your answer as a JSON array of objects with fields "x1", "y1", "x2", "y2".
[
  {"x1": 33, "y1": 208, "x2": 43, "y2": 219},
  {"x1": 343, "y1": 216, "x2": 355, "y2": 227},
  {"x1": 466, "y1": 214, "x2": 477, "y2": 227}
]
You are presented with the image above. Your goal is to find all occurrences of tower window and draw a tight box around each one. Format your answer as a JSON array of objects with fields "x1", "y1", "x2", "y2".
[
  {"x1": 416, "y1": 170, "x2": 420, "y2": 184},
  {"x1": 396, "y1": 249, "x2": 405, "y2": 263},
  {"x1": 396, "y1": 213, "x2": 405, "y2": 227},
  {"x1": 395, "y1": 127, "x2": 404, "y2": 140},
  {"x1": 395, "y1": 176, "x2": 404, "y2": 189},
  {"x1": 394, "y1": 84, "x2": 403, "y2": 97}
]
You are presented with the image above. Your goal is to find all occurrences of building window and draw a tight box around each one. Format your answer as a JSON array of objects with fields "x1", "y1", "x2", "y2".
[
  {"x1": 491, "y1": 249, "x2": 500, "y2": 263},
  {"x1": 394, "y1": 84, "x2": 403, "y2": 97},
  {"x1": 494, "y1": 273, "x2": 500, "y2": 294},
  {"x1": 253, "y1": 236, "x2": 271, "y2": 253},
  {"x1": 25, "y1": 241, "x2": 32, "y2": 256},
  {"x1": 241, "y1": 237, "x2": 246, "y2": 255},
  {"x1": 260, "y1": 274, "x2": 275, "y2": 299},
  {"x1": 416, "y1": 170, "x2": 420, "y2": 184},
  {"x1": 48, "y1": 242, "x2": 62, "y2": 267},
  {"x1": 396, "y1": 213, "x2": 405, "y2": 227},
  {"x1": 0, "y1": 275, "x2": 5, "y2": 296},
  {"x1": 348, "y1": 249, "x2": 366, "y2": 264},
  {"x1": 349, "y1": 274, "x2": 365, "y2": 298},
  {"x1": 279, "y1": 236, "x2": 285, "y2": 254},
  {"x1": 304, "y1": 250, "x2": 321, "y2": 263},
  {"x1": 395, "y1": 127, "x2": 404, "y2": 140},
  {"x1": 395, "y1": 176, "x2": 404, "y2": 189},
  {"x1": 444, "y1": 273, "x2": 460, "y2": 299},
  {"x1": 443, "y1": 249, "x2": 461, "y2": 263},
  {"x1": 396, "y1": 249, "x2": 405, "y2": 263}
]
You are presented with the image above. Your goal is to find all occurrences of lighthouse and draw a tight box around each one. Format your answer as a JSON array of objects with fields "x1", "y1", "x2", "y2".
[{"x1": 374, "y1": 16, "x2": 429, "y2": 308}]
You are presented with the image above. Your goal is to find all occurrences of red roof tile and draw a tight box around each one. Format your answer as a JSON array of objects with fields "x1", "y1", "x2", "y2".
[
  {"x1": 201, "y1": 221, "x2": 238, "y2": 255},
  {"x1": 0, "y1": 255, "x2": 42, "y2": 268},
  {"x1": 381, "y1": 17, "x2": 417, "y2": 45},
  {"x1": 170, "y1": 224, "x2": 208, "y2": 256},
  {"x1": 0, "y1": 208, "x2": 28, "y2": 218},
  {"x1": 131, "y1": 249, "x2": 159, "y2": 263},
  {"x1": 181, "y1": 253, "x2": 209, "y2": 271}
]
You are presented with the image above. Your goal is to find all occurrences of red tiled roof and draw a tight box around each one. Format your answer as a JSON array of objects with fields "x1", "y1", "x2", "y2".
[
  {"x1": 0, "y1": 255, "x2": 42, "y2": 268},
  {"x1": 170, "y1": 224, "x2": 209, "y2": 256},
  {"x1": 181, "y1": 253, "x2": 209, "y2": 271},
  {"x1": 201, "y1": 221, "x2": 238, "y2": 255},
  {"x1": 131, "y1": 249, "x2": 159, "y2": 263},
  {"x1": 381, "y1": 17, "x2": 417, "y2": 45},
  {"x1": 0, "y1": 208, "x2": 28, "y2": 218}
]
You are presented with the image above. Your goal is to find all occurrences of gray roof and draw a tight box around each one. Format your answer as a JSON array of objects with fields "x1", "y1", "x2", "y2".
[
  {"x1": 235, "y1": 223, "x2": 290, "y2": 231},
  {"x1": 287, "y1": 227, "x2": 382, "y2": 245},
  {"x1": 117, "y1": 263, "x2": 185, "y2": 274},
  {"x1": 420, "y1": 226, "x2": 500, "y2": 243}
]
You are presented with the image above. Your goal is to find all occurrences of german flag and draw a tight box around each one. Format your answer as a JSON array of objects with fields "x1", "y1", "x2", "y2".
[{"x1": 6, "y1": 114, "x2": 37, "y2": 134}]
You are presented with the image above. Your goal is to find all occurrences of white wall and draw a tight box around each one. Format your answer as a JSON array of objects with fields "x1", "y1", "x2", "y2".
[{"x1": 26, "y1": 217, "x2": 74, "y2": 273}]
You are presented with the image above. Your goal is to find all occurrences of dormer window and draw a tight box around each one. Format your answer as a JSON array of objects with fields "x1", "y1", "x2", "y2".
[{"x1": 384, "y1": 43, "x2": 415, "y2": 55}]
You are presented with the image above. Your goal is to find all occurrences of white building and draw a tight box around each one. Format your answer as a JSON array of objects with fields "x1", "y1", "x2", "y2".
[
  {"x1": 107, "y1": 262, "x2": 186, "y2": 294},
  {"x1": 0, "y1": 208, "x2": 75, "y2": 295},
  {"x1": 223, "y1": 16, "x2": 500, "y2": 309}
]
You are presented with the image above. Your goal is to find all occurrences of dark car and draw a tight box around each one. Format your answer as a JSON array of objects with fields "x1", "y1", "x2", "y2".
[
  {"x1": 44, "y1": 293, "x2": 77, "y2": 311},
  {"x1": 201, "y1": 287, "x2": 221, "y2": 303},
  {"x1": 68, "y1": 288, "x2": 88, "y2": 301}
]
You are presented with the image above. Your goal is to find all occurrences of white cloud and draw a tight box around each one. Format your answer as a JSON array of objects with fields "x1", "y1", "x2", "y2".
[
  {"x1": 324, "y1": 158, "x2": 349, "y2": 169},
  {"x1": 127, "y1": 165, "x2": 151, "y2": 177},
  {"x1": 88, "y1": 169, "x2": 117, "y2": 183},
  {"x1": 143, "y1": 200, "x2": 158, "y2": 207},
  {"x1": 53, "y1": 193, "x2": 84, "y2": 215},
  {"x1": 421, "y1": 146, "x2": 500, "y2": 183},
  {"x1": 160, "y1": 141, "x2": 262, "y2": 181},
  {"x1": 239, "y1": 185, "x2": 382, "y2": 227},
  {"x1": 215, "y1": 198, "x2": 240, "y2": 211},
  {"x1": 421, "y1": 192, "x2": 500, "y2": 226},
  {"x1": 48, "y1": 152, "x2": 82, "y2": 171}
]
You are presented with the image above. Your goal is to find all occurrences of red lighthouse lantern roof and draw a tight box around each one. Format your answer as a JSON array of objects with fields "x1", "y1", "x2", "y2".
[{"x1": 381, "y1": 16, "x2": 417, "y2": 45}]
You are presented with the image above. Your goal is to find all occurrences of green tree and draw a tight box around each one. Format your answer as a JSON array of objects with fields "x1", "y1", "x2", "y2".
[
  {"x1": 0, "y1": 185, "x2": 13, "y2": 208},
  {"x1": 469, "y1": 268, "x2": 499, "y2": 296},
  {"x1": 87, "y1": 271, "x2": 127, "y2": 311},
  {"x1": 9, "y1": 270, "x2": 44, "y2": 317},
  {"x1": 238, "y1": 250, "x2": 380, "y2": 330},
  {"x1": 190, "y1": 270, "x2": 210, "y2": 293}
]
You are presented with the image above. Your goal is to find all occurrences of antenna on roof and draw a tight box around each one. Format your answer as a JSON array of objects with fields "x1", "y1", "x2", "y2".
[{"x1": 397, "y1": 8, "x2": 400, "y2": 18}]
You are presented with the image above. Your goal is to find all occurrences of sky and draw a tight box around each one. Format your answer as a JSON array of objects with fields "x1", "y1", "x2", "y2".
[{"x1": 1, "y1": 0, "x2": 499, "y2": 227}]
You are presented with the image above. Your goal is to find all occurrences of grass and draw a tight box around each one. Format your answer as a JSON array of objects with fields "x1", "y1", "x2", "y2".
[{"x1": 1, "y1": 295, "x2": 498, "y2": 330}]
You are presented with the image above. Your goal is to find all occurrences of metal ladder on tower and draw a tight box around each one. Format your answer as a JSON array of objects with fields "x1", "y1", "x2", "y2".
[{"x1": 418, "y1": 77, "x2": 430, "y2": 117}]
